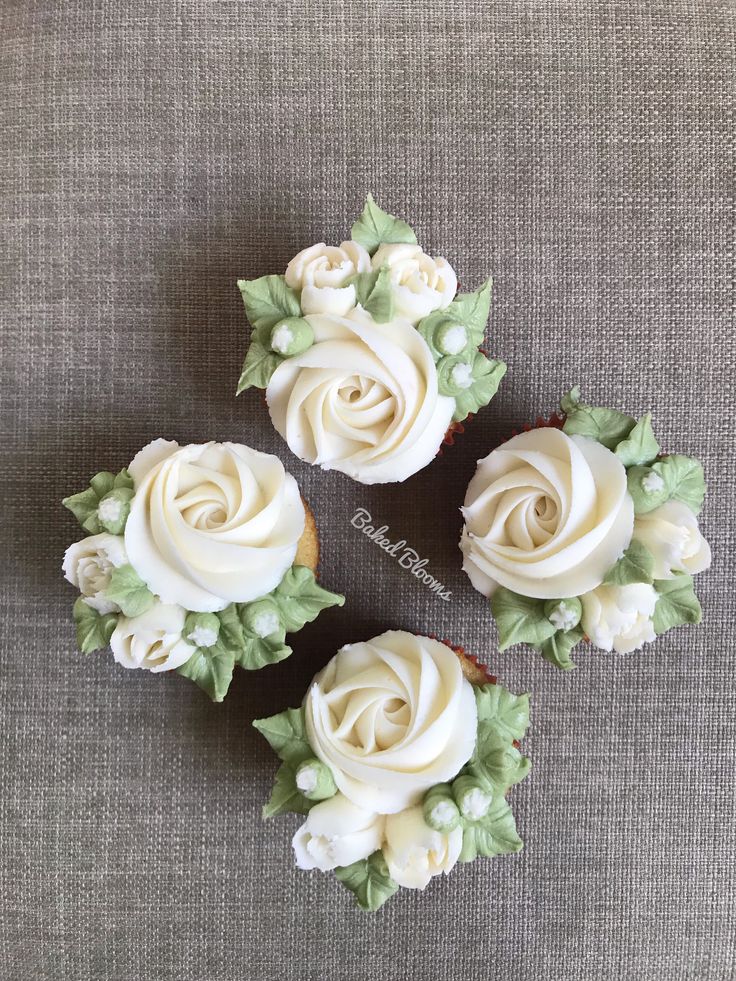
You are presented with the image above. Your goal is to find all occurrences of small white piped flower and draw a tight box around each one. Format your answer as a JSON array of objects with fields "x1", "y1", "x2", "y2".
[
  {"x1": 98, "y1": 497, "x2": 123, "y2": 524},
  {"x1": 642, "y1": 471, "x2": 665, "y2": 494},
  {"x1": 438, "y1": 324, "x2": 468, "y2": 355},
  {"x1": 450, "y1": 363, "x2": 473, "y2": 390},
  {"x1": 459, "y1": 786, "x2": 492, "y2": 821},
  {"x1": 252, "y1": 610, "x2": 280, "y2": 638},
  {"x1": 296, "y1": 764, "x2": 319, "y2": 794},
  {"x1": 187, "y1": 625, "x2": 219, "y2": 649},
  {"x1": 548, "y1": 601, "x2": 579, "y2": 632},
  {"x1": 429, "y1": 800, "x2": 458, "y2": 829},
  {"x1": 271, "y1": 324, "x2": 294, "y2": 355}
]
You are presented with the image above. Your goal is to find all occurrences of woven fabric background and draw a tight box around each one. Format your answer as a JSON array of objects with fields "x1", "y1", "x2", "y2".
[{"x1": 1, "y1": 1, "x2": 734, "y2": 978}]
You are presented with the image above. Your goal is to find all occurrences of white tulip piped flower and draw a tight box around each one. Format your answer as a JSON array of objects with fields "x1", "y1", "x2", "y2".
[{"x1": 581, "y1": 583, "x2": 658, "y2": 655}]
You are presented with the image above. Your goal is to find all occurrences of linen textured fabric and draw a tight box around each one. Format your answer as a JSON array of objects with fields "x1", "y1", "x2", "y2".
[{"x1": 1, "y1": 1, "x2": 734, "y2": 979}]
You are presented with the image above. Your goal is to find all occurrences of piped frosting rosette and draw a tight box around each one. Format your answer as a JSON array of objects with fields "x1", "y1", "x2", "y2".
[
  {"x1": 62, "y1": 439, "x2": 343, "y2": 700},
  {"x1": 460, "y1": 388, "x2": 711, "y2": 668},
  {"x1": 254, "y1": 631, "x2": 531, "y2": 911},
  {"x1": 235, "y1": 195, "x2": 506, "y2": 484}
]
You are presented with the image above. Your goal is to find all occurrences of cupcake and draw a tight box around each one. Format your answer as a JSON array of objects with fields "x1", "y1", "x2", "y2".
[
  {"x1": 235, "y1": 195, "x2": 506, "y2": 484},
  {"x1": 460, "y1": 387, "x2": 711, "y2": 668},
  {"x1": 254, "y1": 630, "x2": 531, "y2": 911},
  {"x1": 62, "y1": 439, "x2": 344, "y2": 700}
]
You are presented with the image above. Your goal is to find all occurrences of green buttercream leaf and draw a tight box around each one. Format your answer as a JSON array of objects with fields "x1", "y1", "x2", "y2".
[
  {"x1": 252, "y1": 707, "x2": 313, "y2": 765},
  {"x1": 443, "y1": 278, "x2": 493, "y2": 346},
  {"x1": 627, "y1": 455, "x2": 706, "y2": 516},
  {"x1": 350, "y1": 194, "x2": 417, "y2": 255},
  {"x1": 104, "y1": 564, "x2": 155, "y2": 618},
  {"x1": 652, "y1": 574, "x2": 702, "y2": 635},
  {"x1": 452, "y1": 352, "x2": 506, "y2": 423},
  {"x1": 236, "y1": 338, "x2": 283, "y2": 394},
  {"x1": 335, "y1": 851, "x2": 399, "y2": 912},
  {"x1": 491, "y1": 588, "x2": 556, "y2": 652},
  {"x1": 64, "y1": 468, "x2": 135, "y2": 532},
  {"x1": 272, "y1": 566, "x2": 345, "y2": 633},
  {"x1": 97, "y1": 487, "x2": 134, "y2": 535},
  {"x1": 89, "y1": 471, "x2": 115, "y2": 498},
  {"x1": 237, "y1": 628, "x2": 292, "y2": 671},
  {"x1": 538, "y1": 626, "x2": 583, "y2": 670},
  {"x1": 63, "y1": 487, "x2": 100, "y2": 527},
  {"x1": 561, "y1": 388, "x2": 636, "y2": 449},
  {"x1": 72, "y1": 597, "x2": 118, "y2": 654},
  {"x1": 113, "y1": 468, "x2": 134, "y2": 490},
  {"x1": 468, "y1": 724, "x2": 531, "y2": 792},
  {"x1": 176, "y1": 644, "x2": 235, "y2": 702},
  {"x1": 626, "y1": 465, "x2": 670, "y2": 514},
  {"x1": 213, "y1": 603, "x2": 246, "y2": 655},
  {"x1": 237, "y1": 274, "x2": 302, "y2": 331},
  {"x1": 473, "y1": 685, "x2": 531, "y2": 742},
  {"x1": 360, "y1": 265, "x2": 394, "y2": 322},
  {"x1": 614, "y1": 413, "x2": 660, "y2": 467},
  {"x1": 351, "y1": 268, "x2": 380, "y2": 306},
  {"x1": 657, "y1": 455, "x2": 707, "y2": 515},
  {"x1": 262, "y1": 760, "x2": 314, "y2": 818},
  {"x1": 458, "y1": 795, "x2": 523, "y2": 863},
  {"x1": 603, "y1": 539, "x2": 655, "y2": 586}
]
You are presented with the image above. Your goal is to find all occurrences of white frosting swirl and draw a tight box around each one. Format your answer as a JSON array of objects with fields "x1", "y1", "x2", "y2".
[
  {"x1": 291, "y1": 794, "x2": 384, "y2": 872},
  {"x1": 581, "y1": 583, "x2": 657, "y2": 654},
  {"x1": 266, "y1": 309, "x2": 455, "y2": 484},
  {"x1": 304, "y1": 631, "x2": 477, "y2": 814},
  {"x1": 371, "y1": 243, "x2": 457, "y2": 322},
  {"x1": 62, "y1": 533, "x2": 128, "y2": 615},
  {"x1": 125, "y1": 440, "x2": 305, "y2": 612},
  {"x1": 383, "y1": 805, "x2": 462, "y2": 889},
  {"x1": 461, "y1": 428, "x2": 635, "y2": 599},
  {"x1": 285, "y1": 241, "x2": 371, "y2": 316},
  {"x1": 110, "y1": 601, "x2": 196, "y2": 672},
  {"x1": 633, "y1": 501, "x2": 711, "y2": 580}
]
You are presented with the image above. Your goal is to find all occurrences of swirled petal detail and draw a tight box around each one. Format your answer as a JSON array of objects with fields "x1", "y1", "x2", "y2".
[
  {"x1": 461, "y1": 428, "x2": 634, "y2": 599},
  {"x1": 125, "y1": 441, "x2": 305, "y2": 611},
  {"x1": 266, "y1": 309, "x2": 455, "y2": 484},
  {"x1": 304, "y1": 631, "x2": 477, "y2": 814}
]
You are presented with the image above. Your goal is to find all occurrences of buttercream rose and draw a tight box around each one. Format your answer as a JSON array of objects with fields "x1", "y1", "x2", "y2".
[
  {"x1": 292, "y1": 794, "x2": 384, "y2": 872},
  {"x1": 110, "y1": 602, "x2": 196, "y2": 672},
  {"x1": 461, "y1": 428, "x2": 635, "y2": 599},
  {"x1": 304, "y1": 631, "x2": 477, "y2": 814},
  {"x1": 125, "y1": 440, "x2": 305, "y2": 612},
  {"x1": 633, "y1": 501, "x2": 711, "y2": 580},
  {"x1": 266, "y1": 308, "x2": 455, "y2": 484},
  {"x1": 285, "y1": 241, "x2": 371, "y2": 316},
  {"x1": 371, "y1": 243, "x2": 457, "y2": 322},
  {"x1": 383, "y1": 805, "x2": 462, "y2": 889},
  {"x1": 581, "y1": 583, "x2": 657, "y2": 654},
  {"x1": 62, "y1": 533, "x2": 128, "y2": 614}
]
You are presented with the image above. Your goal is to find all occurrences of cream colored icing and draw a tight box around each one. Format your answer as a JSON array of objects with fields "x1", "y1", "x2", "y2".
[
  {"x1": 461, "y1": 428, "x2": 635, "y2": 599},
  {"x1": 303, "y1": 631, "x2": 477, "y2": 814},
  {"x1": 266, "y1": 308, "x2": 455, "y2": 484},
  {"x1": 125, "y1": 440, "x2": 305, "y2": 612}
]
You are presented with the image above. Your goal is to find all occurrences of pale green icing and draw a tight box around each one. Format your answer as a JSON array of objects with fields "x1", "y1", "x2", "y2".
[
  {"x1": 335, "y1": 852, "x2": 399, "y2": 912},
  {"x1": 614, "y1": 413, "x2": 660, "y2": 467},
  {"x1": 63, "y1": 468, "x2": 134, "y2": 535},
  {"x1": 652, "y1": 574, "x2": 702, "y2": 635},
  {"x1": 602, "y1": 539, "x2": 655, "y2": 586},
  {"x1": 104, "y1": 564, "x2": 155, "y2": 618},
  {"x1": 295, "y1": 758, "x2": 338, "y2": 801},
  {"x1": 349, "y1": 194, "x2": 417, "y2": 255},
  {"x1": 72, "y1": 596, "x2": 118, "y2": 655},
  {"x1": 422, "y1": 783, "x2": 461, "y2": 832},
  {"x1": 269, "y1": 316, "x2": 314, "y2": 357}
]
